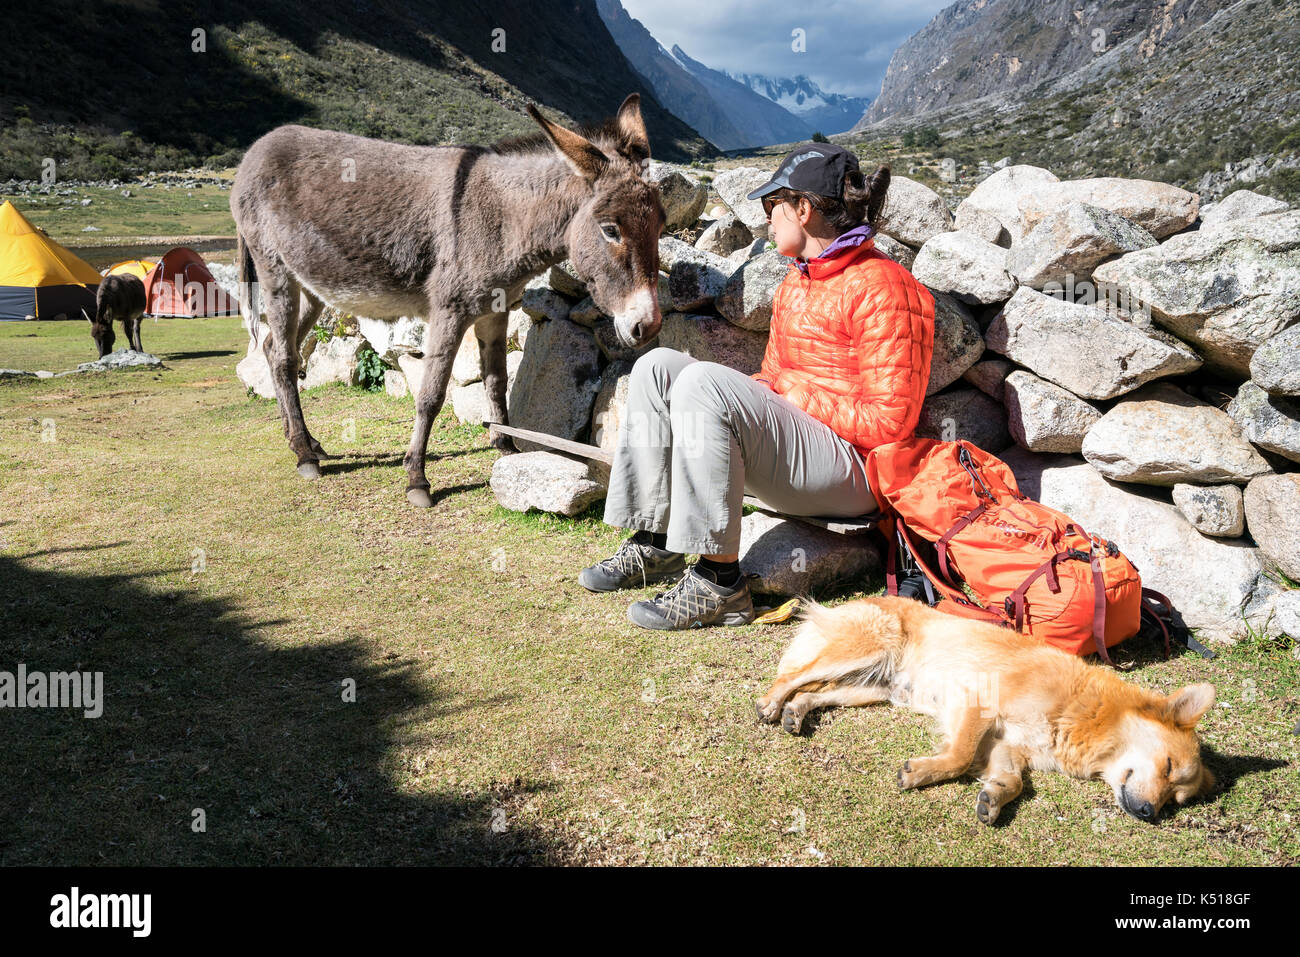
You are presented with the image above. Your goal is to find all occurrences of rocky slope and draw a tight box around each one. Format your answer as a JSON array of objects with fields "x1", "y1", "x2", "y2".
[
  {"x1": 860, "y1": 0, "x2": 1238, "y2": 124},
  {"x1": 842, "y1": 0, "x2": 1300, "y2": 204},
  {"x1": 0, "y1": 0, "x2": 717, "y2": 180}
]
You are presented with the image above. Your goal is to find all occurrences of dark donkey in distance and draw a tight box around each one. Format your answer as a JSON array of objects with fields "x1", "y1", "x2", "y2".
[{"x1": 231, "y1": 94, "x2": 666, "y2": 507}]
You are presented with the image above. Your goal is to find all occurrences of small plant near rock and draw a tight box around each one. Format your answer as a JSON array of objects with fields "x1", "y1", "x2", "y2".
[{"x1": 355, "y1": 345, "x2": 386, "y2": 392}]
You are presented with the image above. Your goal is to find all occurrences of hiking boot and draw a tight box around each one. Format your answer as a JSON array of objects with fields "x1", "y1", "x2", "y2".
[
  {"x1": 578, "y1": 535, "x2": 686, "y2": 592},
  {"x1": 626, "y1": 564, "x2": 755, "y2": 630}
]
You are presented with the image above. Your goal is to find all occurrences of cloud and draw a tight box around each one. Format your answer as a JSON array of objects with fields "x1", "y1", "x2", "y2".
[{"x1": 618, "y1": 0, "x2": 955, "y2": 99}]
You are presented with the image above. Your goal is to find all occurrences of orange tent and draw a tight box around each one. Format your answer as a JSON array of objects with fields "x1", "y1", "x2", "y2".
[{"x1": 143, "y1": 247, "x2": 240, "y2": 317}]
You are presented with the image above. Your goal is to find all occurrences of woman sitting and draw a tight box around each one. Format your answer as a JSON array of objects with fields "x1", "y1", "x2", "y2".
[{"x1": 580, "y1": 142, "x2": 935, "y2": 629}]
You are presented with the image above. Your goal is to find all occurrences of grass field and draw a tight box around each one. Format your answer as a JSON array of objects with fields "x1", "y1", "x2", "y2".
[
  {"x1": 3, "y1": 182, "x2": 236, "y2": 249},
  {"x1": 1, "y1": 317, "x2": 1297, "y2": 865}
]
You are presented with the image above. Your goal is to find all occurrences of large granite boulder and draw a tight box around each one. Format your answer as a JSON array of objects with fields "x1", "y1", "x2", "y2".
[
  {"x1": 1243, "y1": 474, "x2": 1300, "y2": 582},
  {"x1": 646, "y1": 161, "x2": 707, "y2": 230},
  {"x1": 1006, "y1": 202, "x2": 1157, "y2": 289},
  {"x1": 917, "y1": 388, "x2": 1012, "y2": 451},
  {"x1": 694, "y1": 213, "x2": 753, "y2": 258},
  {"x1": 506, "y1": 318, "x2": 602, "y2": 450},
  {"x1": 962, "y1": 357, "x2": 1014, "y2": 402},
  {"x1": 590, "y1": 360, "x2": 633, "y2": 456},
  {"x1": 872, "y1": 233, "x2": 917, "y2": 270},
  {"x1": 985, "y1": 286, "x2": 1202, "y2": 400},
  {"x1": 301, "y1": 335, "x2": 365, "y2": 389},
  {"x1": 926, "y1": 291, "x2": 985, "y2": 395},
  {"x1": 1001, "y1": 447, "x2": 1268, "y2": 643},
  {"x1": 653, "y1": 313, "x2": 769, "y2": 375},
  {"x1": 875, "y1": 175, "x2": 955, "y2": 248},
  {"x1": 739, "y1": 511, "x2": 881, "y2": 598},
  {"x1": 1172, "y1": 483, "x2": 1245, "y2": 538},
  {"x1": 715, "y1": 250, "x2": 793, "y2": 332},
  {"x1": 1249, "y1": 326, "x2": 1300, "y2": 396},
  {"x1": 1081, "y1": 383, "x2": 1273, "y2": 486},
  {"x1": 911, "y1": 231, "x2": 1017, "y2": 305},
  {"x1": 546, "y1": 261, "x2": 588, "y2": 299},
  {"x1": 450, "y1": 327, "x2": 481, "y2": 385},
  {"x1": 1091, "y1": 210, "x2": 1300, "y2": 377},
  {"x1": 712, "y1": 167, "x2": 773, "y2": 232},
  {"x1": 1228, "y1": 381, "x2": 1300, "y2": 464},
  {"x1": 666, "y1": 244, "x2": 734, "y2": 312},
  {"x1": 1003, "y1": 370, "x2": 1102, "y2": 453},
  {"x1": 490, "y1": 451, "x2": 606, "y2": 517},
  {"x1": 357, "y1": 315, "x2": 426, "y2": 363},
  {"x1": 521, "y1": 284, "x2": 573, "y2": 323},
  {"x1": 76, "y1": 349, "x2": 162, "y2": 373},
  {"x1": 1199, "y1": 189, "x2": 1289, "y2": 231},
  {"x1": 953, "y1": 165, "x2": 1059, "y2": 246},
  {"x1": 1016, "y1": 177, "x2": 1199, "y2": 241}
]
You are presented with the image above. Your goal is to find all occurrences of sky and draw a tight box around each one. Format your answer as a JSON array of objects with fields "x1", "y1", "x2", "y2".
[{"x1": 618, "y1": 0, "x2": 958, "y2": 99}]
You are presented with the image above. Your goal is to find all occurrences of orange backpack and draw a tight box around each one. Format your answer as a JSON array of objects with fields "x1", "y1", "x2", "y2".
[{"x1": 863, "y1": 437, "x2": 1172, "y2": 664}]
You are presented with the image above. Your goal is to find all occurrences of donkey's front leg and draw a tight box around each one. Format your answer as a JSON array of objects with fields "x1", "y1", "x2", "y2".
[
  {"x1": 404, "y1": 310, "x2": 472, "y2": 507},
  {"x1": 473, "y1": 312, "x2": 512, "y2": 453},
  {"x1": 126, "y1": 313, "x2": 144, "y2": 353}
]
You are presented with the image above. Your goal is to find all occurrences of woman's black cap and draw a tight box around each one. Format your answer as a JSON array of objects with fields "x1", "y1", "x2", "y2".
[{"x1": 745, "y1": 143, "x2": 860, "y2": 202}]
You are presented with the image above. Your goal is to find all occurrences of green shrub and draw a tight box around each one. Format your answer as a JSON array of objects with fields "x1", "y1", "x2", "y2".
[{"x1": 355, "y1": 345, "x2": 386, "y2": 393}]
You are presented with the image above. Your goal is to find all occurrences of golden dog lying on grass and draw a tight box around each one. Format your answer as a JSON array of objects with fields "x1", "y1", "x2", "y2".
[{"x1": 756, "y1": 596, "x2": 1217, "y2": 825}]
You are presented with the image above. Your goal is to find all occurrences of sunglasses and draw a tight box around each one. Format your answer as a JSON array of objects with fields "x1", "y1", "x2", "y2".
[{"x1": 761, "y1": 194, "x2": 789, "y2": 218}]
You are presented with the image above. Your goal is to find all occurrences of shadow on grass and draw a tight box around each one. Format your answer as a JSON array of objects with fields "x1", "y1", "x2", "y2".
[
  {"x1": 157, "y1": 350, "x2": 238, "y2": 361},
  {"x1": 0, "y1": 548, "x2": 568, "y2": 865}
]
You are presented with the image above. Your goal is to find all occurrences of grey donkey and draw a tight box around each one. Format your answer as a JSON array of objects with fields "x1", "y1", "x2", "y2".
[
  {"x1": 91, "y1": 273, "x2": 147, "y2": 357},
  {"x1": 230, "y1": 94, "x2": 666, "y2": 507}
]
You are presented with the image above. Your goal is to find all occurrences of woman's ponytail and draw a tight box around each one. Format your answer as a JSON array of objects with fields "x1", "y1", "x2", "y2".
[{"x1": 862, "y1": 164, "x2": 891, "y2": 228}]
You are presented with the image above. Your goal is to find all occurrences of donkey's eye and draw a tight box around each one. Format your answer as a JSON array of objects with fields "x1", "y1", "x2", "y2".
[{"x1": 600, "y1": 222, "x2": 622, "y2": 243}]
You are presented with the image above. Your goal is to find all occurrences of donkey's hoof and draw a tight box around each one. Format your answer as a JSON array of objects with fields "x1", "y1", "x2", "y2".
[
  {"x1": 297, "y1": 461, "x2": 322, "y2": 480},
  {"x1": 406, "y1": 486, "x2": 434, "y2": 509}
]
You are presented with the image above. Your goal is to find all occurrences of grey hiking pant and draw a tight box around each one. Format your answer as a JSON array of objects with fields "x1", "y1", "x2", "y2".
[{"x1": 603, "y1": 347, "x2": 879, "y2": 555}]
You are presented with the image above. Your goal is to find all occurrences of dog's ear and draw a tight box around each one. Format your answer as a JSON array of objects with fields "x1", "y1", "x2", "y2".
[
  {"x1": 1197, "y1": 765, "x2": 1217, "y2": 796},
  {"x1": 1165, "y1": 683, "x2": 1215, "y2": 728}
]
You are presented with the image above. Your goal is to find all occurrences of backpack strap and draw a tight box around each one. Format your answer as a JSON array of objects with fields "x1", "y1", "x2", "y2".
[
  {"x1": 935, "y1": 502, "x2": 988, "y2": 586},
  {"x1": 1003, "y1": 549, "x2": 1074, "y2": 630},
  {"x1": 1140, "y1": 587, "x2": 1215, "y2": 659},
  {"x1": 895, "y1": 520, "x2": 1009, "y2": 626},
  {"x1": 1089, "y1": 552, "x2": 1116, "y2": 667}
]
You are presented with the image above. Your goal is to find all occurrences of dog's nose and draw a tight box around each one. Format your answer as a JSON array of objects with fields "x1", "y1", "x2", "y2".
[{"x1": 1135, "y1": 801, "x2": 1154, "y2": 820}]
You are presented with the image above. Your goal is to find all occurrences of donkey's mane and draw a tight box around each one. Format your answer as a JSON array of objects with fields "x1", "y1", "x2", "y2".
[{"x1": 489, "y1": 115, "x2": 642, "y2": 162}]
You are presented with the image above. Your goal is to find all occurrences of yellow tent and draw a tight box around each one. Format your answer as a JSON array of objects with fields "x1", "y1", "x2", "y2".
[
  {"x1": 0, "y1": 200, "x2": 102, "y2": 320},
  {"x1": 106, "y1": 259, "x2": 159, "y2": 283}
]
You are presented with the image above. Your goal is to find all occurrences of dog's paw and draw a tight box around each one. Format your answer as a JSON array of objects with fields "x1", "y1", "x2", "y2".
[
  {"x1": 755, "y1": 698, "x2": 780, "y2": 724},
  {"x1": 780, "y1": 704, "x2": 805, "y2": 735},
  {"x1": 976, "y1": 788, "x2": 999, "y2": 825},
  {"x1": 897, "y1": 760, "x2": 918, "y2": 790}
]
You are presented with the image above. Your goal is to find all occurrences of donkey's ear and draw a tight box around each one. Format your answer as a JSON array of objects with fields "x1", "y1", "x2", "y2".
[
  {"x1": 525, "y1": 104, "x2": 608, "y2": 182},
  {"x1": 615, "y1": 93, "x2": 651, "y2": 165}
]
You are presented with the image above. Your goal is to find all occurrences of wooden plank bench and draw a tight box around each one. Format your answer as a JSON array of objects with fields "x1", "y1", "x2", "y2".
[{"x1": 488, "y1": 423, "x2": 879, "y2": 537}]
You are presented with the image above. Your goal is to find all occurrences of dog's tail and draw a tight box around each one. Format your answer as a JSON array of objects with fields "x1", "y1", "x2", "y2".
[
  {"x1": 791, "y1": 596, "x2": 908, "y2": 683},
  {"x1": 237, "y1": 231, "x2": 259, "y2": 345}
]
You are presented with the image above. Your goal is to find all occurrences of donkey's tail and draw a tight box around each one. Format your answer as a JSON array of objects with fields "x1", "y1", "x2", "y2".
[{"x1": 237, "y1": 231, "x2": 260, "y2": 345}]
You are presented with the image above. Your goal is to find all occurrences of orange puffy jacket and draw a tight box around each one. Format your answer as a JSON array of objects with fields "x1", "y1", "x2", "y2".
[{"x1": 753, "y1": 238, "x2": 935, "y2": 459}]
